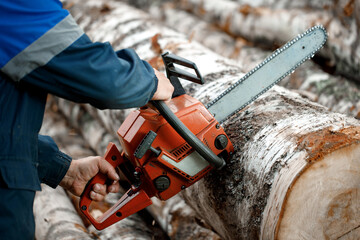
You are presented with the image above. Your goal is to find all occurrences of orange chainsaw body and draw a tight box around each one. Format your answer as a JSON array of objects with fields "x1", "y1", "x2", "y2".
[
  {"x1": 119, "y1": 94, "x2": 233, "y2": 200},
  {"x1": 79, "y1": 94, "x2": 233, "y2": 230}
]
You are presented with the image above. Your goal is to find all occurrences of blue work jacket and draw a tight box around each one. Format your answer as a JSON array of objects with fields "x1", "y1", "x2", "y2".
[{"x1": 0, "y1": 0, "x2": 158, "y2": 191}]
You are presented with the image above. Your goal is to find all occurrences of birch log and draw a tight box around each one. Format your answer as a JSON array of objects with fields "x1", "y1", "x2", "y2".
[
  {"x1": 230, "y1": 0, "x2": 334, "y2": 10},
  {"x1": 173, "y1": 0, "x2": 360, "y2": 82},
  {"x1": 61, "y1": 0, "x2": 360, "y2": 239},
  {"x1": 149, "y1": 196, "x2": 221, "y2": 239},
  {"x1": 34, "y1": 185, "x2": 92, "y2": 240},
  {"x1": 181, "y1": 84, "x2": 360, "y2": 239},
  {"x1": 152, "y1": 6, "x2": 360, "y2": 119}
]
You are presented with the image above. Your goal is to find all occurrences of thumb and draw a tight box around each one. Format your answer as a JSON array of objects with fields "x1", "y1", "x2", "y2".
[{"x1": 98, "y1": 158, "x2": 120, "y2": 182}]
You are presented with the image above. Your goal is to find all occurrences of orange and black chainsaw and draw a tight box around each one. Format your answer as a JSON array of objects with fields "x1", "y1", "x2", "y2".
[{"x1": 79, "y1": 26, "x2": 327, "y2": 230}]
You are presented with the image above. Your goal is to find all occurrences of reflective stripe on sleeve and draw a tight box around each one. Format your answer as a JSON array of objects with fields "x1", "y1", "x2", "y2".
[{"x1": 1, "y1": 14, "x2": 84, "y2": 82}]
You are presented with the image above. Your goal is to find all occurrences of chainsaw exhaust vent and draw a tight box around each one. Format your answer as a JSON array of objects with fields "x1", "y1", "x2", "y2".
[{"x1": 171, "y1": 143, "x2": 191, "y2": 158}]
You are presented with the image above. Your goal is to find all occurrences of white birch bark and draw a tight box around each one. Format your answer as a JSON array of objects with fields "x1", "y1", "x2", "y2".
[
  {"x1": 173, "y1": 0, "x2": 360, "y2": 82},
  {"x1": 152, "y1": 6, "x2": 360, "y2": 119},
  {"x1": 34, "y1": 185, "x2": 92, "y2": 240},
  {"x1": 149, "y1": 196, "x2": 221, "y2": 240}
]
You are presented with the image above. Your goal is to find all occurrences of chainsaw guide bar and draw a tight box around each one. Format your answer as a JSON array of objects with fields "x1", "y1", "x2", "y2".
[{"x1": 206, "y1": 25, "x2": 328, "y2": 123}]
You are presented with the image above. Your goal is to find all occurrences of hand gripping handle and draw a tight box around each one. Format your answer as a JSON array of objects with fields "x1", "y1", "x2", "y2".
[{"x1": 79, "y1": 143, "x2": 152, "y2": 230}]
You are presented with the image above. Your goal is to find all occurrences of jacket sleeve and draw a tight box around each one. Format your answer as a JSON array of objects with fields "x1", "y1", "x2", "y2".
[
  {"x1": 22, "y1": 33, "x2": 158, "y2": 109},
  {"x1": 37, "y1": 135, "x2": 72, "y2": 188}
]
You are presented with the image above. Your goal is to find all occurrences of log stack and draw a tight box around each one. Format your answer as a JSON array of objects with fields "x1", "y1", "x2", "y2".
[{"x1": 34, "y1": 0, "x2": 360, "y2": 239}]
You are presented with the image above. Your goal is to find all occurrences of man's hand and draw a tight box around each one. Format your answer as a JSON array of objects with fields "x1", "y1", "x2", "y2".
[
  {"x1": 151, "y1": 68, "x2": 174, "y2": 101},
  {"x1": 60, "y1": 156, "x2": 120, "y2": 201}
]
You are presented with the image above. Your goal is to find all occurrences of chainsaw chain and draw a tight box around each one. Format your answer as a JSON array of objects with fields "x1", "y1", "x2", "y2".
[{"x1": 206, "y1": 25, "x2": 328, "y2": 124}]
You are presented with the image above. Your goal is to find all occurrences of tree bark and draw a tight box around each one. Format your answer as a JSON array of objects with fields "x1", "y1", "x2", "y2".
[
  {"x1": 151, "y1": 6, "x2": 360, "y2": 119},
  {"x1": 173, "y1": 0, "x2": 360, "y2": 82},
  {"x1": 149, "y1": 196, "x2": 221, "y2": 239},
  {"x1": 182, "y1": 84, "x2": 360, "y2": 239},
  {"x1": 34, "y1": 185, "x2": 92, "y2": 240}
]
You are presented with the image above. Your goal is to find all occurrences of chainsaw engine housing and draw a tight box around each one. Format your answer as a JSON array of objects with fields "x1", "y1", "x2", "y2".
[{"x1": 118, "y1": 94, "x2": 234, "y2": 200}]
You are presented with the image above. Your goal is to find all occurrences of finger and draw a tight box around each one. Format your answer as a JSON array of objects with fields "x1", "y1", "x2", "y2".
[
  {"x1": 107, "y1": 181, "x2": 121, "y2": 193},
  {"x1": 97, "y1": 158, "x2": 120, "y2": 182},
  {"x1": 93, "y1": 183, "x2": 107, "y2": 196},
  {"x1": 90, "y1": 191, "x2": 105, "y2": 201},
  {"x1": 151, "y1": 69, "x2": 174, "y2": 101}
]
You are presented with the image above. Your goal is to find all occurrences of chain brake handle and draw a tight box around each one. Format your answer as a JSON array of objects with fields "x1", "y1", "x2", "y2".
[{"x1": 162, "y1": 52, "x2": 204, "y2": 98}]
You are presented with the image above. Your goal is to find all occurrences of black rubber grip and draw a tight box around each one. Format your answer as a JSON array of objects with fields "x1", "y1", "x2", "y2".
[
  {"x1": 162, "y1": 52, "x2": 204, "y2": 98},
  {"x1": 151, "y1": 101, "x2": 225, "y2": 169}
]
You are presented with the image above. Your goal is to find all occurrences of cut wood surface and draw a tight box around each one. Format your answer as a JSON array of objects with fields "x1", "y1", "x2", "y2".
[{"x1": 35, "y1": 0, "x2": 360, "y2": 239}]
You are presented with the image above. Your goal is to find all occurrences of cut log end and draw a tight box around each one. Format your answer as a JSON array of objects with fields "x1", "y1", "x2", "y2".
[{"x1": 277, "y1": 143, "x2": 360, "y2": 239}]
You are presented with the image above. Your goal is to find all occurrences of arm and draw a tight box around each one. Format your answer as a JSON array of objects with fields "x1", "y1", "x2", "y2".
[
  {"x1": 22, "y1": 34, "x2": 161, "y2": 109},
  {"x1": 37, "y1": 135, "x2": 72, "y2": 188},
  {"x1": 2, "y1": 11, "x2": 172, "y2": 109}
]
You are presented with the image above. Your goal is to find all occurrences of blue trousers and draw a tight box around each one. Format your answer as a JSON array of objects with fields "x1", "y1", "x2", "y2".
[{"x1": 0, "y1": 177, "x2": 35, "y2": 239}]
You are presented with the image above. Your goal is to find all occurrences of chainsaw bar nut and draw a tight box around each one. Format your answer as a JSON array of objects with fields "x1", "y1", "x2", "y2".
[
  {"x1": 154, "y1": 176, "x2": 170, "y2": 192},
  {"x1": 215, "y1": 134, "x2": 228, "y2": 150}
]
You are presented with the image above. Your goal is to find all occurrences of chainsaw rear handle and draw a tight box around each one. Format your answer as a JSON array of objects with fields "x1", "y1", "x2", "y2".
[
  {"x1": 79, "y1": 143, "x2": 152, "y2": 230},
  {"x1": 152, "y1": 53, "x2": 225, "y2": 169}
]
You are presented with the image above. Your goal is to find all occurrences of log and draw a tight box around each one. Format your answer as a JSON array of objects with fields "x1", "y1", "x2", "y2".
[
  {"x1": 59, "y1": 0, "x2": 360, "y2": 239},
  {"x1": 34, "y1": 185, "x2": 91, "y2": 240},
  {"x1": 40, "y1": 98, "x2": 95, "y2": 158},
  {"x1": 86, "y1": 193, "x2": 154, "y2": 240},
  {"x1": 182, "y1": 84, "x2": 360, "y2": 239},
  {"x1": 149, "y1": 197, "x2": 221, "y2": 239},
  {"x1": 152, "y1": 6, "x2": 360, "y2": 119},
  {"x1": 230, "y1": 0, "x2": 334, "y2": 10},
  {"x1": 173, "y1": 0, "x2": 360, "y2": 82}
]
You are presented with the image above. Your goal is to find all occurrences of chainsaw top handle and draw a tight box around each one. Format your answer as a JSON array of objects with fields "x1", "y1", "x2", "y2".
[
  {"x1": 150, "y1": 53, "x2": 225, "y2": 169},
  {"x1": 162, "y1": 52, "x2": 204, "y2": 98}
]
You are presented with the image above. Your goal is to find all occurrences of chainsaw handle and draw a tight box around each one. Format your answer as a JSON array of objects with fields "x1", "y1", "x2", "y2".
[
  {"x1": 79, "y1": 143, "x2": 123, "y2": 226},
  {"x1": 162, "y1": 52, "x2": 204, "y2": 98},
  {"x1": 79, "y1": 143, "x2": 153, "y2": 230},
  {"x1": 152, "y1": 100, "x2": 226, "y2": 169},
  {"x1": 156, "y1": 53, "x2": 225, "y2": 169}
]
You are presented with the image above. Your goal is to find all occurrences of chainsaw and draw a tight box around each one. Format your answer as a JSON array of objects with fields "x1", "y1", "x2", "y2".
[{"x1": 79, "y1": 26, "x2": 327, "y2": 230}]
